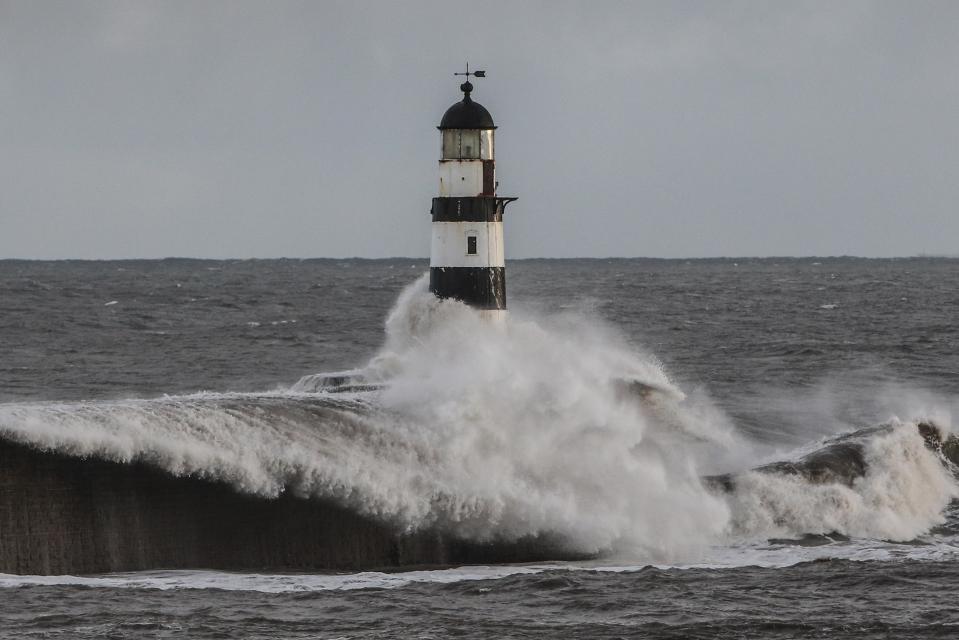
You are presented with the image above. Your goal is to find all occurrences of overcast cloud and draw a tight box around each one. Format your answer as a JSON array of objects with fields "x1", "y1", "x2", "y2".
[{"x1": 1, "y1": 1, "x2": 957, "y2": 258}]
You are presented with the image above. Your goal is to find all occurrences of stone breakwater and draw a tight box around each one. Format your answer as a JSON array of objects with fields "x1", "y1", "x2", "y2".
[
  {"x1": 0, "y1": 439, "x2": 576, "y2": 576},
  {"x1": 2, "y1": 420, "x2": 955, "y2": 575}
]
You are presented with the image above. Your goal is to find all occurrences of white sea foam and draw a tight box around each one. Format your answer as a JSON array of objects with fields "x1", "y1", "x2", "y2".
[
  {"x1": 0, "y1": 565, "x2": 548, "y2": 592},
  {"x1": 724, "y1": 421, "x2": 959, "y2": 542}
]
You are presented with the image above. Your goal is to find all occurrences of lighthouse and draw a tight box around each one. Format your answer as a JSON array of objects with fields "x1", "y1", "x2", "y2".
[{"x1": 430, "y1": 68, "x2": 516, "y2": 315}]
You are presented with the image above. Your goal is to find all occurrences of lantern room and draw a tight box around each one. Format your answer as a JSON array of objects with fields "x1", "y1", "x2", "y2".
[{"x1": 438, "y1": 80, "x2": 497, "y2": 197}]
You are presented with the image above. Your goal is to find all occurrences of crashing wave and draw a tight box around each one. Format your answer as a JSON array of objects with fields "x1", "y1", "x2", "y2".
[{"x1": 0, "y1": 274, "x2": 956, "y2": 560}]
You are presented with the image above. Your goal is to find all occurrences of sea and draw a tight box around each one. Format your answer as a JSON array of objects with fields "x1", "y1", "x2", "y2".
[{"x1": 1, "y1": 257, "x2": 959, "y2": 639}]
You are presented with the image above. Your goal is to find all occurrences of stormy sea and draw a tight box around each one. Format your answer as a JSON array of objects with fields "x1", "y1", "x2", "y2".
[{"x1": 2, "y1": 257, "x2": 959, "y2": 639}]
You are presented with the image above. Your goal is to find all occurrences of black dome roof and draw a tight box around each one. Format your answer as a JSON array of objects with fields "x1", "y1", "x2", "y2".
[{"x1": 438, "y1": 81, "x2": 496, "y2": 130}]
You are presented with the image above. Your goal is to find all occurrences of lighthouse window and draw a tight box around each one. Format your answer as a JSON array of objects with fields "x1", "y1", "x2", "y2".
[
  {"x1": 467, "y1": 235, "x2": 478, "y2": 255},
  {"x1": 459, "y1": 130, "x2": 480, "y2": 159},
  {"x1": 442, "y1": 130, "x2": 494, "y2": 160},
  {"x1": 443, "y1": 130, "x2": 484, "y2": 159},
  {"x1": 442, "y1": 131, "x2": 458, "y2": 159}
]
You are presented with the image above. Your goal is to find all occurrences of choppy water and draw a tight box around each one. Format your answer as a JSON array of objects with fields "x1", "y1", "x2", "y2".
[{"x1": 2, "y1": 257, "x2": 959, "y2": 638}]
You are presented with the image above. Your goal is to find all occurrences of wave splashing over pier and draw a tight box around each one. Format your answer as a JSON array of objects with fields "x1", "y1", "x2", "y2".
[{"x1": 1, "y1": 275, "x2": 958, "y2": 562}]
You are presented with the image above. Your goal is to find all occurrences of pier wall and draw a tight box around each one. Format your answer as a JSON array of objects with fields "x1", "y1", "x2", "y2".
[{"x1": 0, "y1": 440, "x2": 570, "y2": 575}]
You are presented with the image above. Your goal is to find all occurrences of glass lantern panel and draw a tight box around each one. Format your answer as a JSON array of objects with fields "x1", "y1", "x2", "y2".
[
  {"x1": 441, "y1": 130, "x2": 487, "y2": 159},
  {"x1": 479, "y1": 130, "x2": 494, "y2": 160},
  {"x1": 442, "y1": 130, "x2": 458, "y2": 159},
  {"x1": 459, "y1": 130, "x2": 480, "y2": 159}
]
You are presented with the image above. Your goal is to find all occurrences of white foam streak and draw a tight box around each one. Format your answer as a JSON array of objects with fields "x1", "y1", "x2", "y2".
[
  {"x1": 3, "y1": 535, "x2": 959, "y2": 593},
  {"x1": 0, "y1": 565, "x2": 549, "y2": 593}
]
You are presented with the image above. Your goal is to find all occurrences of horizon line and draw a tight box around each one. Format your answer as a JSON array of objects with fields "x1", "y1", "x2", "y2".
[{"x1": 2, "y1": 254, "x2": 958, "y2": 262}]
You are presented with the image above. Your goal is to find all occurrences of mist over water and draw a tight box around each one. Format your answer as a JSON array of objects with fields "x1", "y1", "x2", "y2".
[{"x1": 2, "y1": 258, "x2": 959, "y2": 638}]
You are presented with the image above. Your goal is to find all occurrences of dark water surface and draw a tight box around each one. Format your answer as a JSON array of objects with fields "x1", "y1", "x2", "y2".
[
  {"x1": 1, "y1": 257, "x2": 958, "y2": 638},
  {"x1": 3, "y1": 560, "x2": 959, "y2": 639}
]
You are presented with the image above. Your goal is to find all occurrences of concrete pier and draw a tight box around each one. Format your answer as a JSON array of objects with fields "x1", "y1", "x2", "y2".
[{"x1": 0, "y1": 439, "x2": 575, "y2": 575}]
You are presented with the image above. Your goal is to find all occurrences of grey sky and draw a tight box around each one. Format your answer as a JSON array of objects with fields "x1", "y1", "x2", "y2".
[{"x1": 1, "y1": 1, "x2": 957, "y2": 259}]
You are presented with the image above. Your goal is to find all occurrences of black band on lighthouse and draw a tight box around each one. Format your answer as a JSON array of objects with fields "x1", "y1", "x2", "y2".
[
  {"x1": 431, "y1": 197, "x2": 515, "y2": 223},
  {"x1": 429, "y1": 267, "x2": 506, "y2": 310}
]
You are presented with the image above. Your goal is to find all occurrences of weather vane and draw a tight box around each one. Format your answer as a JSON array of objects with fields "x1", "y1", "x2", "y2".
[{"x1": 454, "y1": 62, "x2": 486, "y2": 79}]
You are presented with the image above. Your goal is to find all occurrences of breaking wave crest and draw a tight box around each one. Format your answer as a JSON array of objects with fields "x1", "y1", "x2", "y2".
[
  {"x1": 0, "y1": 274, "x2": 956, "y2": 560},
  {"x1": 725, "y1": 422, "x2": 959, "y2": 541}
]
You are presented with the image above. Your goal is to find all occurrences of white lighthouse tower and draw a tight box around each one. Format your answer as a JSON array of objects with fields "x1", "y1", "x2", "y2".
[{"x1": 429, "y1": 68, "x2": 516, "y2": 314}]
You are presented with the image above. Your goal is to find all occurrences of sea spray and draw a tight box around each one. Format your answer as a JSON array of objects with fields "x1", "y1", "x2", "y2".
[
  {"x1": 724, "y1": 419, "x2": 959, "y2": 541},
  {"x1": 360, "y1": 275, "x2": 734, "y2": 555}
]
